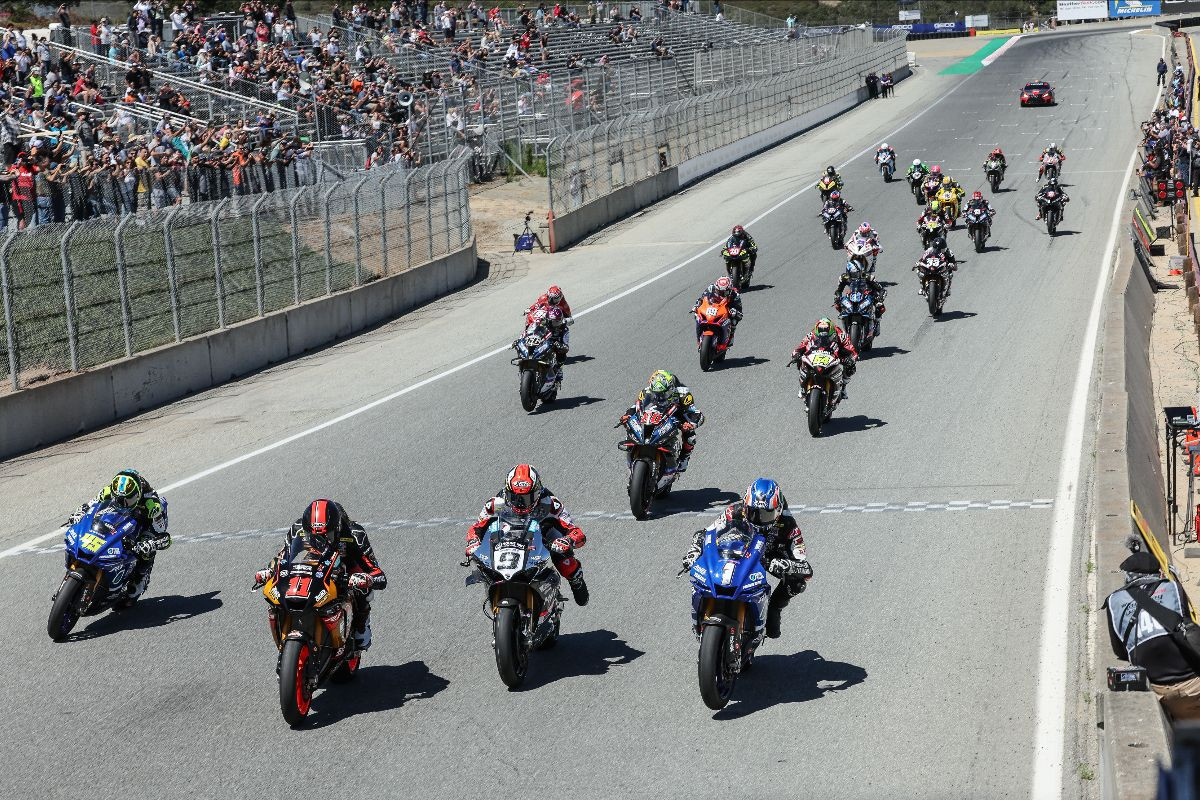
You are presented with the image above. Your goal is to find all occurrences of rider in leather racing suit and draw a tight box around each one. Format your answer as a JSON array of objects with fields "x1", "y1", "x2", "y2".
[
  {"x1": 915, "y1": 236, "x2": 958, "y2": 297},
  {"x1": 253, "y1": 499, "x2": 387, "y2": 650},
  {"x1": 526, "y1": 285, "x2": 573, "y2": 353},
  {"x1": 820, "y1": 164, "x2": 844, "y2": 190},
  {"x1": 917, "y1": 204, "x2": 943, "y2": 231},
  {"x1": 906, "y1": 158, "x2": 929, "y2": 181},
  {"x1": 725, "y1": 225, "x2": 757, "y2": 269},
  {"x1": 71, "y1": 469, "x2": 171, "y2": 607},
  {"x1": 792, "y1": 317, "x2": 858, "y2": 400},
  {"x1": 1038, "y1": 143, "x2": 1065, "y2": 180},
  {"x1": 465, "y1": 464, "x2": 589, "y2": 606},
  {"x1": 875, "y1": 143, "x2": 896, "y2": 169},
  {"x1": 964, "y1": 191, "x2": 997, "y2": 226},
  {"x1": 682, "y1": 478, "x2": 813, "y2": 639},
  {"x1": 821, "y1": 191, "x2": 854, "y2": 230},
  {"x1": 834, "y1": 264, "x2": 887, "y2": 332},
  {"x1": 621, "y1": 370, "x2": 704, "y2": 472},
  {"x1": 1034, "y1": 177, "x2": 1069, "y2": 220},
  {"x1": 693, "y1": 276, "x2": 743, "y2": 347},
  {"x1": 983, "y1": 147, "x2": 1007, "y2": 175}
]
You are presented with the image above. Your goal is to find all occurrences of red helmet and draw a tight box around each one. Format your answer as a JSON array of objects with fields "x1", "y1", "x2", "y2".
[
  {"x1": 504, "y1": 464, "x2": 542, "y2": 515},
  {"x1": 546, "y1": 285, "x2": 563, "y2": 305},
  {"x1": 972, "y1": 191, "x2": 982, "y2": 200},
  {"x1": 991, "y1": 147, "x2": 1003, "y2": 155},
  {"x1": 713, "y1": 276, "x2": 733, "y2": 297},
  {"x1": 830, "y1": 191, "x2": 840, "y2": 200},
  {"x1": 732, "y1": 225, "x2": 744, "y2": 237},
  {"x1": 930, "y1": 165, "x2": 942, "y2": 175},
  {"x1": 300, "y1": 499, "x2": 342, "y2": 551}
]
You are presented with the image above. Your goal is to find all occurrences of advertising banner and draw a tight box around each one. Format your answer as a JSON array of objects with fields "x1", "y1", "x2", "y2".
[
  {"x1": 873, "y1": 21, "x2": 967, "y2": 33},
  {"x1": 1108, "y1": 0, "x2": 1162, "y2": 16},
  {"x1": 898, "y1": 9, "x2": 922, "y2": 20},
  {"x1": 1056, "y1": 0, "x2": 1108, "y2": 19},
  {"x1": 965, "y1": 14, "x2": 990, "y2": 27}
]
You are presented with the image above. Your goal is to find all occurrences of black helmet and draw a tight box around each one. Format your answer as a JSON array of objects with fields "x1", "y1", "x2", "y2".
[
  {"x1": 1046, "y1": 177, "x2": 1059, "y2": 188},
  {"x1": 825, "y1": 165, "x2": 836, "y2": 176},
  {"x1": 300, "y1": 499, "x2": 343, "y2": 551},
  {"x1": 930, "y1": 236, "x2": 947, "y2": 253}
]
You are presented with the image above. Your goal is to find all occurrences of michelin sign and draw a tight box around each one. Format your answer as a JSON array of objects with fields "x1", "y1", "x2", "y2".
[{"x1": 1108, "y1": 0, "x2": 1161, "y2": 15}]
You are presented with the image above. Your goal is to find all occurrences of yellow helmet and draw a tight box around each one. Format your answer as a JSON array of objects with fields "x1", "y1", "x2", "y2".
[{"x1": 941, "y1": 176, "x2": 951, "y2": 186}]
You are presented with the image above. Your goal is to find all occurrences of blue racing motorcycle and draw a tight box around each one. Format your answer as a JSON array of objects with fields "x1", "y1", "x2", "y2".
[
  {"x1": 47, "y1": 503, "x2": 149, "y2": 641},
  {"x1": 686, "y1": 527, "x2": 771, "y2": 710},
  {"x1": 835, "y1": 272, "x2": 878, "y2": 353}
]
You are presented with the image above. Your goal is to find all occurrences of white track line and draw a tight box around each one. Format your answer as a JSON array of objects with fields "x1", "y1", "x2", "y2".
[
  {"x1": 0, "y1": 68, "x2": 989, "y2": 561},
  {"x1": 1028, "y1": 31, "x2": 1165, "y2": 798},
  {"x1": 982, "y1": 35, "x2": 1024, "y2": 67}
]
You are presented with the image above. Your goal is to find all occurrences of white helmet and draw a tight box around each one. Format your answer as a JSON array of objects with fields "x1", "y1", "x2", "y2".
[
  {"x1": 912, "y1": 158, "x2": 920, "y2": 166},
  {"x1": 1049, "y1": 142, "x2": 1056, "y2": 149},
  {"x1": 881, "y1": 142, "x2": 889, "y2": 150}
]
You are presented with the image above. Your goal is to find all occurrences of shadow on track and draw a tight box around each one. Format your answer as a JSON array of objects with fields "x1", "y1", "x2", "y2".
[
  {"x1": 536, "y1": 395, "x2": 604, "y2": 412},
  {"x1": 718, "y1": 355, "x2": 770, "y2": 369},
  {"x1": 743, "y1": 284, "x2": 774, "y2": 293},
  {"x1": 72, "y1": 591, "x2": 224, "y2": 640},
  {"x1": 564, "y1": 354, "x2": 596, "y2": 365},
  {"x1": 1048, "y1": 230, "x2": 1080, "y2": 237},
  {"x1": 308, "y1": 660, "x2": 450, "y2": 726},
  {"x1": 821, "y1": 415, "x2": 887, "y2": 435},
  {"x1": 932, "y1": 310, "x2": 978, "y2": 323},
  {"x1": 521, "y1": 629, "x2": 644, "y2": 690},
  {"x1": 980, "y1": 245, "x2": 1009, "y2": 253},
  {"x1": 659, "y1": 487, "x2": 741, "y2": 514},
  {"x1": 713, "y1": 649, "x2": 867, "y2": 720},
  {"x1": 861, "y1": 345, "x2": 908, "y2": 360}
]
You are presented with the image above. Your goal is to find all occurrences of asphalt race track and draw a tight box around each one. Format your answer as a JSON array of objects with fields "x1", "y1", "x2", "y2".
[{"x1": 0, "y1": 29, "x2": 1162, "y2": 800}]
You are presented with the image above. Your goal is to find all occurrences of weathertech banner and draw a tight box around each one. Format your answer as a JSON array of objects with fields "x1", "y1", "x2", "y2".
[
  {"x1": 1108, "y1": 0, "x2": 1161, "y2": 16},
  {"x1": 1056, "y1": 0, "x2": 1108, "y2": 19}
]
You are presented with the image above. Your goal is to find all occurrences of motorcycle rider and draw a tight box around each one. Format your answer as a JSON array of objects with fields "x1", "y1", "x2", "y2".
[
  {"x1": 253, "y1": 499, "x2": 387, "y2": 650},
  {"x1": 681, "y1": 478, "x2": 813, "y2": 639},
  {"x1": 1038, "y1": 142, "x2": 1065, "y2": 180},
  {"x1": 819, "y1": 164, "x2": 844, "y2": 190},
  {"x1": 983, "y1": 146, "x2": 1007, "y2": 176},
  {"x1": 915, "y1": 235, "x2": 958, "y2": 297},
  {"x1": 964, "y1": 190, "x2": 997, "y2": 227},
  {"x1": 693, "y1": 276, "x2": 744, "y2": 347},
  {"x1": 833, "y1": 263, "x2": 887, "y2": 333},
  {"x1": 465, "y1": 464, "x2": 589, "y2": 606},
  {"x1": 621, "y1": 369, "x2": 705, "y2": 472},
  {"x1": 875, "y1": 142, "x2": 896, "y2": 169},
  {"x1": 906, "y1": 157, "x2": 929, "y2": 182},
  {"x1": 725, "y1": 224, "x2": 758, "y2": 270},
  {"x1": 820, "y1": 190, "x2": 854, "y2": 228},
  {"x1": 791, "y1": 317, "x2": 858, "y2": 400},
  {"x1": 917, "y1": 203, "x2": 943, "y2": 232},
  {"x1": 854, "y1": 220, "x2": 881, "y2": 251},
  {"x1": 525, "y1": 285, "x2": 574, "y2": 353},
  {"x1": 1034, "y1": 176, "x2": 1070, "y2": 220},
  {"x1": 70, "y1": 469, "x2": 171, "y2": 608}
]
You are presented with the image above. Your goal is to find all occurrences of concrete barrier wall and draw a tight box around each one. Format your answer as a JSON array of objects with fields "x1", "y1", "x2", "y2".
[
  {"x1": 0, "y1": 241, "x2": 478, "y2": 460},
  {"x1": 549, "y1": 66, "x2": 912, "y2": 251},
  {"x1": 1096, "y1": 243, "x2": 1172, "y2": 800}
]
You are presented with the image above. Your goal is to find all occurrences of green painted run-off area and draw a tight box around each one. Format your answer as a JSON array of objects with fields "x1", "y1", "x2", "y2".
[{"x1": 939, "y1": 37, "x2": 1012, "y2": 75}]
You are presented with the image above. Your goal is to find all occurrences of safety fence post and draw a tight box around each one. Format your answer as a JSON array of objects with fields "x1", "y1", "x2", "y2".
[
  {"x1": 322, "y1": 183, "x2": 338, "y2": 295},
  {"x1": 210, "y1": 199, "x2": 227, "y2": 329},
  {"x1": 114, "y1": 215, "x2": 133, "y2": 357},
  {"x1": 404, "y1": 170, "x2": 416, "y2": 268},
  {"x1": 1, "y1": 230, "x2": 19, "y2": 389},
  {"x1": 352, "y1": 175, "x2": 369, "y2": 286},
  {"x1": 162, "y1": 206, "x2": 183, "y2": 342},
  {"x1": 289, "y1": 189, "x2": 304, "y2": 305},
  {"x1": 59, "y1": 222, "x2": 80, "y2": 372},
  {"x1": 252, "y1": 194, "x2": 270, "y2": 316}
]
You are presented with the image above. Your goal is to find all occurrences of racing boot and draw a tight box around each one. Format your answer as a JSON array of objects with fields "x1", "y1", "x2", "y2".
[
  {"x1": 765, "y1": 583, "x2": 792, "y2": 639},
  {"x1": 115, "y1": 556, "x2": 155, "y2": 610},
  {"x1": 567, "y1": 570, "x2": 589, "y2": 606},
  {"x1": 353, "y1": 601, "x2": 373, "y2": 650}
]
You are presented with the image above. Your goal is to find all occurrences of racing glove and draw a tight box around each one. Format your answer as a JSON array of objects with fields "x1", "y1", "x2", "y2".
[
  {"x1": 549, "y1": 537, "x2": 574, "y2": 555},
  {"x1": 132, "y1": 538, "x2": 156, "y2": 559},
  {"x1": 252, "y1": 568, "x2": 272, "y2": 589},
  {"x1": 348, "y1": 573, "x2": 373, "y2": 594}
]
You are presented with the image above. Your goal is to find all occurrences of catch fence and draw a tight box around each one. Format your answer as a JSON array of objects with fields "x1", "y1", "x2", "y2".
[
  {"x1": 547, "y1": 31, "x2": 906, "y2": 214},
  {"x1": 0, "y1": 153, "x2": 472, "y2": 391}
]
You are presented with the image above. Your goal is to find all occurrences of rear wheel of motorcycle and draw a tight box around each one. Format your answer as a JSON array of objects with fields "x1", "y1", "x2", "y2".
[
  {"x1": 629, "y1": 459, "x2": 653, "y2": 520},
  {"x1": 519, "y1": 370, "x2": 537, "y2": 413},
  {"x1": 47, "y1": 574, "x2": 83, "y2": 642},
  {"x1": 698, "y1": 624, "x2": 736, "y2": 710},
  {"x1": 330, "y1": 652, "x2": 361, "y2": 684},
  {"x1": 990, "y1": 174, "x2": 1001, "y2": 193},
  {"x1": 848, "y1": 320, "x2": 862, "y2": 353},
  {"x1": 495, "y1": 605, "x2": 528, "y2": 689},
  {"x1": 927, "y1": 281, "x2": 942, "y2": 317},
  {"x1": 974, "y1": 228, "x2": 985, "y2": 253},
  {"x1": 699, "y1": 336, "x2": 716, "y2": 372},
  {"x1": 280, "y1": 639, "x2": 313, "y2": 727},
  {"x1": 807, "y1": 387, "x2": 824, "y2": 438}
]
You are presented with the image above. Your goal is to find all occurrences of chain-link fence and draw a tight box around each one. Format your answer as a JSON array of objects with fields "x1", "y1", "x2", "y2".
[
  {"x1": 547, "y1": 31, "x2": 906, "y2": 214},
  {"x1": 0, "y1": 153, "x2": 472, "y2": 391}
]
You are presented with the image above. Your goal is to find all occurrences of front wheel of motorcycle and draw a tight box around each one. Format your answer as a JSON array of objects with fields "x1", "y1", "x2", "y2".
[
  {"x1": 47, "y1": 573, "x2": 83, "y2": 642},
  {"x1": 495, "y1": 605, "x2": 529, "y2": 689},
  {"x1": 848, "y1": 320, "x2": 862, "y2": 353},
  {"x1": 990, "y1": 174, "x2": 1001, "y2": 193},
  {"x1": 519, "y1": 370, "x2": 537, "y2": 413},
  {"x1": 927, "y1": 280, "x2": 942, "y2": 317},
  {"x1": 974, "y1": 228, "x2": 986, "y2": 253},
  {"x1": 807, "y1": 386, "x2": 824, "y2": 438},
  {"x1": 698, "y1": 624, "x2": 736, "y2": 711},
  {"x1": 1047, "y1": 211, "x2": 1058, "y2": 236},
  {"x1": 629, "y1": 459, "x2": 653, "y2": 520},
  {"x1": 699, "y1": 335, "x2": 716, "y2": 372},
  {"x1": 280, "y1": 638, "x2": 314, "y2": 727}
]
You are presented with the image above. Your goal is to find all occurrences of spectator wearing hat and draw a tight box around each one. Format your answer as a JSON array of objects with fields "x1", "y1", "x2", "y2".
[{"x1": 1106, "y1": 543, "x2": 1200, "y2": 721}]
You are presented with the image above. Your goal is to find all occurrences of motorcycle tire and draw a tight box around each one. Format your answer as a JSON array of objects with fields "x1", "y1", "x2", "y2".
[
  {"x1": 1047, "y1": 209, "x2": 1058, "y2": 236},
  {"x1": 629, "y1": 459, "x2": 653, "y2": 520},
  {"x1": 974, "y1": 227, "x2": 985, "y2": 253},
  {"x1": 494, "y1": 605, "x2": 528, "y2": 689},
  {"x1": 990, "y1": 173, "x2": 1001, "y2": 193},
  {"x1": 47, "y1": 573, "x2": 83, "y2": 642},
  {"x1": 519, "y1": 370, "x2": 537, "y2": 413},
  {"x1": 848, "y1": 320, "x2": 862, "y2": 353},
  {"x1": 699, "y1": 336, "x2": 716, "y2": 372},
  {"x1": 280, "y1": 638, "x2": 314, "y2": 727},
  {"x1": 330, "y1": 652, "x2": 361, "y2": 684},
  {"x1": 883, "y1": 167, "x2": 892, "y2": 183},
  {"x1": 731, "y1": 264, "x2": 742, "y2": 290},
  {"x1": 698, "y1": 624, "x2": 736, "y2": 710},
  {"x1": 807, "y1": 386, "x2": 824, "y2": 438},
  {"x1": 927, "y1": 280, "x2": 942, "y2": 317}
]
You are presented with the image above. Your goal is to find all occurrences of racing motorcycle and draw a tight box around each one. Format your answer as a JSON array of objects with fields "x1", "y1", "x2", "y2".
[
  {"x1": 820, "y1": 204, "x2": 847, "y2": 250},
  {"x1": 817, "y1": 175, "x2": 840, "y2": 203},
  {"x1": 789, "y1": 348, "x2": 844, "y2": 438},
  {"x1": 1040, "y1": 152, "x2": 1062, "y2": 182},
  {"x1": 835, "y1": 272, "x2": 878, "y2": 353},
  {"x1": 464, "y1": 512, "x2": 563, "y2": 689},
  {"x1": 722, "y1": 245, "x2": 752, "y2": 290},
  {"x1": 918, "y1": 214, "x2": 946, "y2": 248},
  {"x1": 686, "y1": 527, "x2": 770, "y2": 710},
  {"x1": 845, "y1": 235, "x2": 876, "y2": 274},
  {"x1": 48, "y1": 503, "x2": 155, "y2": 641},
  {"x1": 921, "y1": 174, "x2": 942, "y2": 204},
  {"x1": 618, "y1": 400, "x2": 684, "y2": 519},
  {"x1": 259, "y1": 536, "x2": 363, "y2": 727},
  {"x1": 511, "y1": 320, "x2": 560, "y2": 412},
  {"x1": 909, "y1": 166, "x2": 927, "y2": 204},
  {"x1": 916, "y1": 253, "x2": 952, "y2": 317},
  {"x1": 876, "y1": 150, "x2": 895, "y2": 182},
  {"x1": 964, "y1": 205, "x2": 992, "y2": 252},
  {"x1": 985, "y1": 157, "x2": 1005, "y2": 192},
  {"x1": 1041, "y1": 190, "x2": 1065, "y2": 235},
  {"x1": 694, "y1": 295, "x2": 734, "y2": 372},
  {"x1": 936, "y1": 187, "x2": 960, "y2": 226}
]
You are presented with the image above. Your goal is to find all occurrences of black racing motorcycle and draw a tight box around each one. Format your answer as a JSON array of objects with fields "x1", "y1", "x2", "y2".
[
  {"x1": 985, "y1": 157, "x2": 1005, "y2": 193},
  {"x1": 789, "y1": 348, "x2": 845, "y2": 438},
  {"x1": 916, "y1": 254, "x2": 952, "y2": 317},
  {"x1": 835, "y1": 276, "x2": 878, "y2": 353},
  {"x1": 820, "y1": 205, "x2": 847, "y2": 250},
  {"x1": 908, "y1": 166, "x2": 927, "y2": 205},
  {"x1": 511, "y1": 322, "x2": 560, "y2": 412},
  {"x1": 964, "y1": 206, "x2": 992, "y2": 252},
  {"x1": 1040, "y1": 191, "x2": 1065, "y2": 236},
  {"x1": 618, "y1": 400, "x2": 684, "y2": 519}
]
